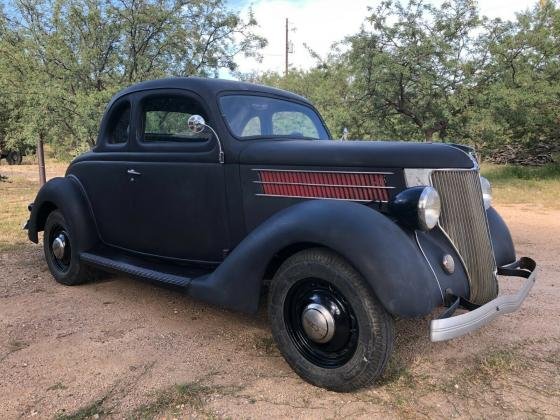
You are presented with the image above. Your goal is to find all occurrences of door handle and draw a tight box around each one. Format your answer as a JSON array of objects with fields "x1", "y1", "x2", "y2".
[{"x1": 127, "y1": 169, "x2": 141, "y2": 176}]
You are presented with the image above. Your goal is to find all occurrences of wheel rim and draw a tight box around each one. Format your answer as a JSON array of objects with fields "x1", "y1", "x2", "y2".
[
  {"x1": 284, "y1": 278, "x2": 359, "y2": 368},
  {"x1": 49, "y1": 226, "x2": 71, "y2": 272}
]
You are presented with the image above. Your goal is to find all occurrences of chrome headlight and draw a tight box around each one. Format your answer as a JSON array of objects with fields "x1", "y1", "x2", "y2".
[
  {"x1": 390, "y1": 186, "x2": 441, "y2": 231},
  {"x1": 418, "y1": 186, "x2": 441, "y2": 230},
  {"x1": 480, "y1": 176, "x2": 492, "y2": 209}
]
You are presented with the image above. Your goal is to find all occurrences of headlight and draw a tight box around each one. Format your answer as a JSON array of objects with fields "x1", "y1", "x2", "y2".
[
  {"x1": 480, "y1": 176, "x2": 492, "y2": 209},
  {"x1": 390, "y1": 186, "x2": 441, "y2": 231},
  {"x1": 418, "y1": 187, "x2": 441, "y2": 230}
]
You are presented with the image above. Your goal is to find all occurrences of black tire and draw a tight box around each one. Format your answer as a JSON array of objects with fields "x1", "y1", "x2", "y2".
[
  {"x1": 6, "y1": 151, "x2": 22, "y2": 165},
  {"x1": 268, "y1": 248, "x2": 394, "y2": 392},
  {"x1": 43, "y1": 210, "x2": 98, "y2": 285}
]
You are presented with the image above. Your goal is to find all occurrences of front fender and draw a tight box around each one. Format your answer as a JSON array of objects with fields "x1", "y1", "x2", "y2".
[
  {"x1": 487, "y1": 207, "x2": 516, "y2": 266},
  {"x1": 27, "y1": 176, "x2": 99, "y2": 253},
  {"x1": 189, "y1": 200, "x2": 443, "y2": 316}
]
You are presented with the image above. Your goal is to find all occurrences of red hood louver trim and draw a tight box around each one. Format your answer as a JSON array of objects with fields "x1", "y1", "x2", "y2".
[{"x1": 254, "y1": 169, "x2": 393, "y2": 202}]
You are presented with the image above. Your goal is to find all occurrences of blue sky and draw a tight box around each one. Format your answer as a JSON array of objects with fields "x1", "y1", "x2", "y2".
[{"x1": 225, "y1": 0, "x2": 539, "y2": 76}]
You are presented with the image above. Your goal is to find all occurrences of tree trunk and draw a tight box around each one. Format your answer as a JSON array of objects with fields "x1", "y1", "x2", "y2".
[
  {"x1": 37, "y1": 134, "x2": 46, "y2": 187},
  {"x1": 424, "y1": 128, "x2": 434, "y2": 141}
]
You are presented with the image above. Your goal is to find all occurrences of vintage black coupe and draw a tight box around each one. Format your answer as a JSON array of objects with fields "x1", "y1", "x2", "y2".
[{"x1": 26, "y1": 77, "x2": 536, "y2": 391}]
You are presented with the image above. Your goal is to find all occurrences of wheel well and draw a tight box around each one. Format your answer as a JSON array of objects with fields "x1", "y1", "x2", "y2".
[
  {"x1": 263, "y1": 242, "x2": 328, "y2": 281},
  {"x1": 36, "y1": 202, "x2": 57, "y2": 232},
  {"x1": 261, "y1": 243, "x2": 388, "y2": 316}
]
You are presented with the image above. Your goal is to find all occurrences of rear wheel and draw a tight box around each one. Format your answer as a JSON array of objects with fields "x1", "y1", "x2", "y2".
[
  {"x1": 6, "y1": 151, "x2": 22, "y2": 165},
  {"x1": 43, "y1": 210, "x2": 98, "y2": 285},
  {"x1": 268, "y1": 248, "x2": 394, "y2": 392}
]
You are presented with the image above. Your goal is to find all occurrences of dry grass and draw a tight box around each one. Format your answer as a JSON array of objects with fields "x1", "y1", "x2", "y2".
[
  {"x1": 0, "y1": 157, "x2": 67, "y2": 252},
  {"x1": 0, "y1": 175, "x2": 39, "y2": 252},
  {"x1": 481, "y1": 162, "x2": 560, "y2": 208}
]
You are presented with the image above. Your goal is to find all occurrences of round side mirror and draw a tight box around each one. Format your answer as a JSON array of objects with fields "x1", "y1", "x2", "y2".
[{"x1": 187, "y1": 114, "x2": 206, "y2": 133}]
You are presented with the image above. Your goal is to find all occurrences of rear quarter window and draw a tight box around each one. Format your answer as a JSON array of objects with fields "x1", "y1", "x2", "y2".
[{"x1": 107, "y1": 102, "x2": 131, "y2": 144}]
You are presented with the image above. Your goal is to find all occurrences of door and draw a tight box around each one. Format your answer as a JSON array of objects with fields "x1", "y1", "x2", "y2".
[
  {"x1": 124, "y1": 92, "x2": 229, "y2": 263},
  {"x1": 73, "y1": 91, "x2": 230, "y2": 263},
  {"x1": 70, "y1": 98, "x2": 136, "y2": 250}
]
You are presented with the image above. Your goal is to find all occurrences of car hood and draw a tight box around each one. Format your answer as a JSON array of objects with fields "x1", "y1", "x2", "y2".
[{"x1": 238, "y1": 139, "x2": 475, "y2": 169}]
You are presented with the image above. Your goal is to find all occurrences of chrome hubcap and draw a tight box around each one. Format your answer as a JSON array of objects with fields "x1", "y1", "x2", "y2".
[
  {"x1": 52, "y1": 234, "x2": 66, "y2": 260},
  {"x1": 301, "y1": 303, "x2": 335, "y2": 343}
]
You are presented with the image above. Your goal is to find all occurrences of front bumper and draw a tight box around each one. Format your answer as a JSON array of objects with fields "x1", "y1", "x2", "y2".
[{"x1": 430, "y1": 257, "x2": 536, "y2": 342}]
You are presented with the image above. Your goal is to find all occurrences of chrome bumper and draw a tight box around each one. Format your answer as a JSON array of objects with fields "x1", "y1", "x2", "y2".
[{"x1": 430, "y1": 257, "x2": 536, "y2": 342}]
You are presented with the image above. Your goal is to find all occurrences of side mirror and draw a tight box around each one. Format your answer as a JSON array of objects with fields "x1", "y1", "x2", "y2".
[
  {"x1": 186, "y1": 114, "x2": 225, "y2": 164},
  {"x1": 187, "y1": 114, "x2": 206, "y2": 133}
]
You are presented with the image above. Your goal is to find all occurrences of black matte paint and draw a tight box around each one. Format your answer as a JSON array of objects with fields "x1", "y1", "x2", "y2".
[
  {"x1": 188, "y1": 200, "x2": 444, "y2": 316},
  {"x1": 240, "y1": 140, "x2": 475, "y2": 169},
  {"x1": 389, "y1": 187, "x2": 426, "y2": 230},
  {"x1": 26, "y1": 77, "x2": 515, "y2": 320},
  {"x1": 27, "y1": 176, "x2": 98, "y2": 253},
  {"x1": 487, "y1": 207, "x2": 516, "y2": 266}
]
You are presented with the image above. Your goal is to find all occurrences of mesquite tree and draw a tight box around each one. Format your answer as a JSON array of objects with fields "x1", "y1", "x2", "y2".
[{"x1": 0, "y1": 0, "x2": 266, "y2": 156}]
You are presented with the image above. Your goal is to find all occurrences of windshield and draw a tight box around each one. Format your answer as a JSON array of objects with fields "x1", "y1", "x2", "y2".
[{"x1": 220, "y1": 95, "x2": 330, "y2": 140}]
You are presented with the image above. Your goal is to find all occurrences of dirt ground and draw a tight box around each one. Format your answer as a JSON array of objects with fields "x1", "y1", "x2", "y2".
[{"x1": 1, "y1": 163, "x2": 559, "y2": 419}]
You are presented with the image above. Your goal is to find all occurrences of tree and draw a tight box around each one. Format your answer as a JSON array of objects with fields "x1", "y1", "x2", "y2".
[
  {"x1": 0, "y1": 0, "x2": 266, "y2": 157},
  {"x1": 466, "y1": 0, "x2": 560, "y2": 163},
  {"x1": 256, "y1": 48, "x2": 354, "y2": 139},
  {"x1": 343, "y1": 0, "x2": 493, "y2": 141}
]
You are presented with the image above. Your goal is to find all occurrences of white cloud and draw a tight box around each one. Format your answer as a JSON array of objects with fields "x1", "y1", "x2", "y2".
[{"x1": 231, "y1": 0, "x2": 538, "y2": 76}]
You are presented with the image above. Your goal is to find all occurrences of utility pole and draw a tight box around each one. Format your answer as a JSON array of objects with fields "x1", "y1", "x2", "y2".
[{"x1": 285, "y1": 18, "x2": 289, "y2": 77}]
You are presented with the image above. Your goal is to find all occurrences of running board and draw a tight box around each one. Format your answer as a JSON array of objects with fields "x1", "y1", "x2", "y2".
[{"x1": 80, "y1": 252, "x2": 195, "y2": 288}]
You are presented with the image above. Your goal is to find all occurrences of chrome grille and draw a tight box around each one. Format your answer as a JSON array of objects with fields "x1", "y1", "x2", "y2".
[{"x1": 431, "y1": 170, "x2": 498, "y2": 304}]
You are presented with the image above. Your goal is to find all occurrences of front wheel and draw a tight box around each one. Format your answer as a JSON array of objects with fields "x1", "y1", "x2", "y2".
[{"x1": 268, "y1": 248, "x2": 394, "y2": 392}]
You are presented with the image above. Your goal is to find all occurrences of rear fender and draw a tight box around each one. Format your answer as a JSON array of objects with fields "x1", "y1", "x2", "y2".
[
  {"x1": 27, "y1": 176, "x2": 99, "y2": 253},
  {"x1": 189, "y1": 200, "x2": 443, "y2": 316}
]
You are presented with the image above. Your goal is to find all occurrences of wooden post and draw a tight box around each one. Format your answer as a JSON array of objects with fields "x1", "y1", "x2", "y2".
[{"x1": 37, "y1": 134, "x2": 46, "y2": 186}]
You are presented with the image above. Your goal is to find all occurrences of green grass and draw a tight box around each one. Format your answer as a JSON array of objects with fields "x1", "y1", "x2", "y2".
[
  {"x1": 55, "y1": 398, "x2": 106, "y2": 420},
  {"x1": 482, "y1": 162, "x2": 560, "y2": 181},
  {"x1": 130, "y1": 382, "x2": 210, "y2": 419},
  {"x1": 459, "y1": 348, "x2": 519, "y2": 385},
  {"x1": 128, "y1": 381, "x2": 226, "y2": 419},
  {"x1": 481, "y1": 162, "x2": 560, "y2": 208}
]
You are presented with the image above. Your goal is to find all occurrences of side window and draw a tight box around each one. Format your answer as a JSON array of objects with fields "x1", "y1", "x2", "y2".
[
  {"x1": 108, "y1": 102, "x2": 131, "y2": 144},
  {"x1": 142, "y1": 95, "x2": 209, "y2": 143},
  {"x1": 241, "y1": 116, "x2": 261, "y2": 136},
  {"x1": 272, "y1": 111, "x2": 319, "y2": 138}
]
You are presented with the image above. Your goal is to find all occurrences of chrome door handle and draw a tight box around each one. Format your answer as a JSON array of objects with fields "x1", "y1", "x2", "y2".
[{"x1": 127, "y1": 169, "x2": 141, "y2": 176}]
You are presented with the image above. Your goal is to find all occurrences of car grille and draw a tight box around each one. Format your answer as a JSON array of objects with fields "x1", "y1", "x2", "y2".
[{"x1": 431, "y1": 170, "x2": 498, "y2": 305}]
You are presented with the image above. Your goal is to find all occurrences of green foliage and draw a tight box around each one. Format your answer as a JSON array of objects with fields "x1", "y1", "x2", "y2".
[
  {"x1": 466, "y1": 1, "x2": 560, "y2": 163},
  {"x1": 0, "y1": 0, "x2": 266, "y2": 158},
  {"x1": 482, "y1": 162, "x2": 560, "y2": 182},
  {"x1": 346, "y1": 0, "x2": 485, "y2": 141},
  {"x1": 145, "y1": 111, "x2": 190, "y2": 135},
  {"x1": 256, "y1": 0, "x2": 560, "y2": 164},
  {"x1": 2, "y1": 0, "x2": 560, "y2": 164},
  {"x1": 257, "y1": 56, "x2": 354, "y2": 139}
]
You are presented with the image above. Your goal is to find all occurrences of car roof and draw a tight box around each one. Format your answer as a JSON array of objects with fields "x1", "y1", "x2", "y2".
[{"x1": 109, "y1": 76, "x2": 310, "y2": 105}]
